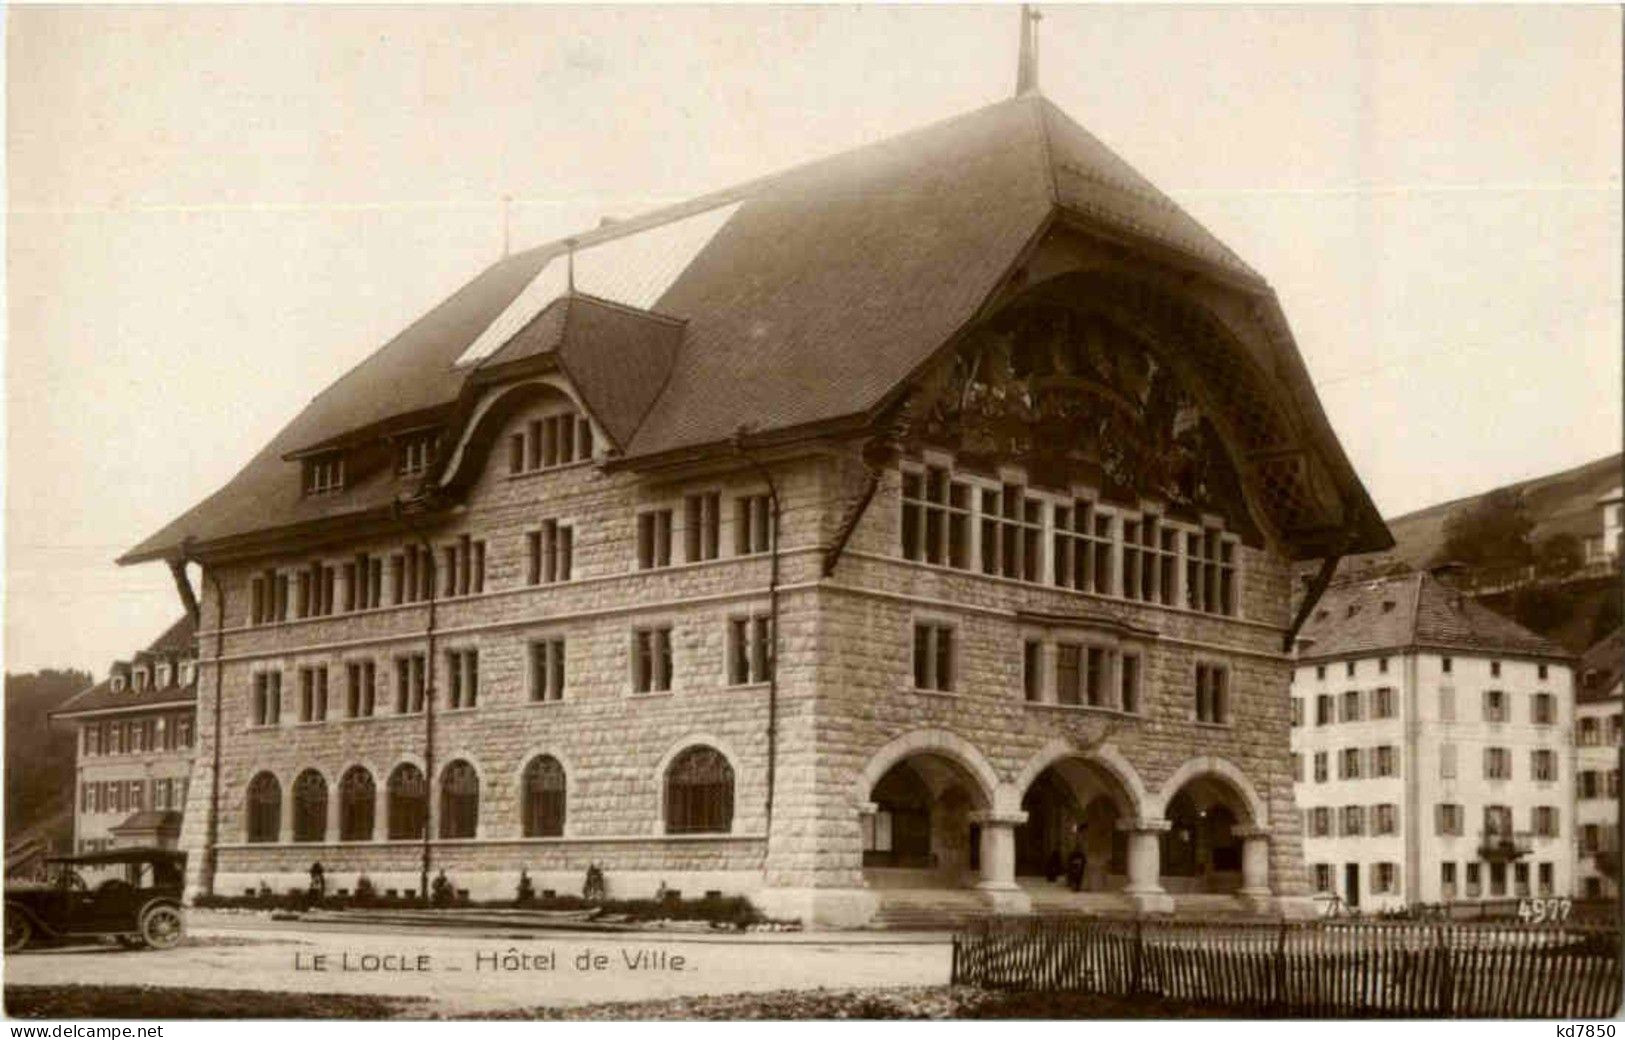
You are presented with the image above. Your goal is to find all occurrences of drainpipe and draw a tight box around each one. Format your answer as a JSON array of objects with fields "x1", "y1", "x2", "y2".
[
  {"x1": 731, "y1": 429, "x2": 781, "y2": 837},
  {"x1": 392, "y1": 498, "x2": 438, "y2": 901}
]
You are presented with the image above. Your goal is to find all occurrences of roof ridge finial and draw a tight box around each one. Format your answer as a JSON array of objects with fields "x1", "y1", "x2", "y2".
[{"x1": 1015, "y1": 4, "x2": 1041, "y2": 97}]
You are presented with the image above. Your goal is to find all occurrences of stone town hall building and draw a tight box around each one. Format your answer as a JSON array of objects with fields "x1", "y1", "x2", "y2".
[{"x1": 120, "y1": 65, "x2": 1390, "y2": 926}]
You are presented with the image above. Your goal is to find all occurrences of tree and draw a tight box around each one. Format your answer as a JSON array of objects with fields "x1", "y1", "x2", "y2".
[
  {"x1": 5, "y1": 669, "x2": 92, "y2": 848},
  {"x1": 1439, "y1": 487, "x2": 1535, "y2": 570},
  {"x1": 1535, "y1": 532, "x2": 1584, "y2": 578}
]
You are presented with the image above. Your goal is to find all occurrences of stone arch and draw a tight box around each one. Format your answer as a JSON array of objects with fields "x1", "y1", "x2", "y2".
[
  {"x1": 1011, "y1": 739, "x2": 1151, "y2": 819},
  {"x1": 1154, "y1": 755, "x2": 1270, "y2": 827},
  {"x1": 515, "y1": 750, "x2": 573, "y2": 838},
  {"x1": 660, "y1": 742, "x2": 737, "y2": 836},
  {"x1": 289, "y1": 767, "x2": 331, "y2": 843},
  {"x1": 853, "y1": 729, "x2": 1001, "y2": 812}
]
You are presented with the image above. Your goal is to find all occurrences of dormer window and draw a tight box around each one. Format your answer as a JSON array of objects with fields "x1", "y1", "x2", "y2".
[
  {"x1": 111, "y1": 675, "x2": 127, "y2": 693},
  {"x1": 304, "y1": 453, "x2": 345, "y2": 496},
  {"x1": 180, "y1": 661, "x2": 195, "y2": 686},
  {"x1": 156, "y1": 664, "x2": 171, "y2": 688},
  {"x1": 134, "y1": 668, "x2": 150, "y2": 691},
  {"x1": 508, "y1": 409, "x2": 593, "y2": 475},
  {"x1": 397, "y1": 433, "x2": 437, "y2": 477}
]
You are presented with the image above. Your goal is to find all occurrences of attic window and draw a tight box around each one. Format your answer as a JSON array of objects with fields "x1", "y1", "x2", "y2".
[
  {"x1": 508, "y1": 410, "x2": 593, "y2": 476},
  {"x1": 180, "y1": 662, "x2": 196, "y2": 686},
  {"x1": 134, "y1": 668, "x2": 150, "y2": 691},
  {"x1": 1381, "y1": 600, "x2": 1396, "y2": 614},
  {"x1": 156, "y1": 664, "x2": 171, "y2": 687},
  {"x1": 1346, "y1": 604, "x2": 1361, "y2": 619},
  {"x1": 398, "y1": 433, "x2": 437, "y2": 477},
  {"x1": 1314, "y1": 609, "x2": 1328, "y2": 622},
  {"x1": 304, "y1": 453, "x2": 345, "y2": 496},
  {"x1": 111, "y1": 675, "x2": 127, "y2": 693}
]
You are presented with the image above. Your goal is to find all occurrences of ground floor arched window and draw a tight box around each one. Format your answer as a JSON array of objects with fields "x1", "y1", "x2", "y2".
[
  {"x1": 291, "y1": 769, "x2": 328, "y2": 842},
  {"x1": 665, "y1": 745, "x2": 734, "y2": 834},
  {"x1": 339, "y1": 766, "x2": 375, "y2": 841},
  {"x1": 439, "y1": 759, "x2": 479, "y2": 839},
  {"x1": 246, "y1": 772, "x2": 281, "y2": 843},
  {"x1": 387, "y1": 763, "x2": 427, "y2": 840},
  {"x1": 522, "y1": 755, "x2": 566, "y2": 837}
]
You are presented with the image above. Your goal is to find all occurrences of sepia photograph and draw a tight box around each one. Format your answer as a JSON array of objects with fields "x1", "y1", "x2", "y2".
[{"x1": 4, "y1": 1, "x2": 1622, "y2": 1024}]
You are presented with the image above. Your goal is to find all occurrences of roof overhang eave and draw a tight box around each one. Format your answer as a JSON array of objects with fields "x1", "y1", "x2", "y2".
[{"x1": 118, "y1": 502, "x2": 403, "y2": 568}]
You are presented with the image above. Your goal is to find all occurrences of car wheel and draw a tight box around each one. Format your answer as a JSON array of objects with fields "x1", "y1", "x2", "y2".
[
  {"x1": 4, "y1": 906, "x2": 32, "y2": 953},
  {"x1": 139, "y1": 905, "x2": 184, "y2": 950}
]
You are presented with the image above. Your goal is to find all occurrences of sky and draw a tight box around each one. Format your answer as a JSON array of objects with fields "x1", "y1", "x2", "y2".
[{"x1": 6, "y1": 4, "x2": 1622, "y2": 674}]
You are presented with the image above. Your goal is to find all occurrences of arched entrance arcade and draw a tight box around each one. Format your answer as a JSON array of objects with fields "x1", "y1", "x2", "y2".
[
  {"x1": 862, "y1": 753, "x2": 991, "y2": 885},
  {"x1": 1015, "y1": 761, "x2": 1130, "y2": 891},
  {"x1": 1155, "y1": 759, "x2": 1274, "y2": 909}
]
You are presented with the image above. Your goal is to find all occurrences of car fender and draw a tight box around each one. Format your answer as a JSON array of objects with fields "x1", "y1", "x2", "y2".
[{"x1": 4, "y1": 899, "x2": 58, "y2": 939}]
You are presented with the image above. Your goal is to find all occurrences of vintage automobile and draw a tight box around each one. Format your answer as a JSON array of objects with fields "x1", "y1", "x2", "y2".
[{"x1": 5, "y1": 847, "x2": 185, "y2": 952}]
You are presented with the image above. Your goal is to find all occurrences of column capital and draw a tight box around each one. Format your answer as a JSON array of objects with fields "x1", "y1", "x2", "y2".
[
  {"x1": 1235, "y1": 825, "x2": 1272, "y2": 840},
  {"x1": 970, "y1": 810, "x2": 1029, "y2": 827},
  {"x1": 1116, "y1": 817, "x2": 1171, "y2": 834},
  {"x1": 857, "y1": 801, "x2": 879, "y2": 816}
]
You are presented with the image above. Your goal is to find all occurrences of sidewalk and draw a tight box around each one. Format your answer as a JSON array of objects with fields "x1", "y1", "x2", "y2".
[{"x1": 191, "y1": 908, "x2": 954, "y2": 945}]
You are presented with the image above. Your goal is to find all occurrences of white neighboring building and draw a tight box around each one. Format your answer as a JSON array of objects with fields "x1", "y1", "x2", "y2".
[
  {"x1": 1585, "y1": 486, "x2": 1622, "y2": 566},
  {"x1": 1291, "y1": 571, "x2": 1574, "y2": 912},
  {"x1": 1574, "y1": 628, "x2": 1622, "y2": 899}
]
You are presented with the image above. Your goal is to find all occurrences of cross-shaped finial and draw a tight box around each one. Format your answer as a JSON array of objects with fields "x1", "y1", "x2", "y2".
[{"x1": 1015, "y1": 5, "x2": 1042, "y2": 97}]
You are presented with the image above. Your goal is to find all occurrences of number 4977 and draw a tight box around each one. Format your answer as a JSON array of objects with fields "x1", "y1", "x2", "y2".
[{"x1": 1518, "y1": 897, "x2": 1572, "y2": 923}]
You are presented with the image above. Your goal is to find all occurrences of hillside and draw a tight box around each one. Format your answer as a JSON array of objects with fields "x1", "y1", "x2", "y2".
[
  {"x1": 5, "y1": 669, "x2": 92, "y2": 853},
  {"x1": 1341, "y1": 452, "x2": 1621, "y2": 576}
]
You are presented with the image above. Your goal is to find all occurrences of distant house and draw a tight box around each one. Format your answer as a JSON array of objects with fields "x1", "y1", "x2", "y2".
[
  {"x1": 1291, "y1": 570, "x2": 1574, "y2": 911},
  {"x1": 51, "y1": 618, "x2": 198, "y2": 860},
  {"x1": 1574, "y1": 628, "x2": 1622, "y2": 899},
  {"x1": 1585, "y1": 487, "x2": 1623, "y2": 566}
]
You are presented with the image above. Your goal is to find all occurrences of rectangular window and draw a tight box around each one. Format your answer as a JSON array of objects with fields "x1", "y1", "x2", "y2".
[
  {"x1": 1124, "y1": 514, "x2": 1176, "y2": 605},
  {"x1": 1374, "y1": 863, "x2": 1397, "y2": 894},
  {"x1": 1195, "y1": 663, "x2": 1228, "y2": 724},
  {"x1": 684, "y1": 492, "x2": 721, "y2": 563},
  {"x1": 1436, "y1": 803, "x2": 1464, "y2": 836},
  {"x1": 298, "y1": 666, "x2": 328, "y2": 723},
  {"x1": 1538, "y1": 862, "x2": 1554, "y2": 897},
  {"x1": 1441, "y1": 656, "x2": 1453, "y2": 674},
  {"x1": 637, "y1": 510, "x2": 673, "y2": 570},
  {"x1": 1340, "y1": 689, "x2": 1362, "y2": 722},
  {"x1": 1314, "y1": 864, "x2": 1333, "y2": 892},
  {"x1": 1532, "y1": 805, "x2": 1559, "y2": 838},
  {"x1": 252, "y1": 672, "x2": 282, "y2": 726},
  {"x1": 1513, "y1": 862, "x2": 1530, "y2": 898},
  {"x1": 1316, "y1": 694, "x2": 1333, "y2": 726},
  {"x1": 346, "y1": 661, "x2": 376, "y2": 718},
  {"x1": 1055, "y1": 643, "x2": 1081, "y2": 705},
  {"x1": 1309, "y1": 807, "x2": 1331, "y2": 837},
  {"x1": 1313, "y1": 752, "x2": 1328, "y2": 783},
  {"x1": 1490, "y1": 660, "x2": 1501, "y2": 678},
  {"x1": 727, "y1": 615, "x2": 773, "y2": 686},
  {"x1": 1374, "y1": 803, "x2": 1398, "y2": 835},
  {"x1": 1346, "y1": 661, "x2": 1356, "y2": 679},
  {"x1": 304, "y1": 454, "x2": 345, "y2": 495},
  {"x1": 1484, "y1": 804, "x2": 1513, "y2": 837},
  {"x1": 902, "y1": 467, "x2": 971, "y2": 569},
  {"x1": 394, "y1": 654, "x2": 426, "y2": 714},
  {"x1": 176, "y1": 714, "x2": 193, "y2": 748},
  {"x1": 1085, "y1": 646, "x2": 1108, "y2": 707},
  {"x1": 1532, "y1": 748, "x2": 1556, "y2": 781},
  {"x1": 1531, "y1": 693, "x2": 1555, "y2": 725},
  {"x1": 980, "y1": 484, "x2": 1042, "y2": 581},
  {"x1": 1023, "y1": 640, "x2": 1043, "y2": 703},
  {"x1": 530, "y1": 639, "x2": 566, "y2": 702},
  {"x1": 1340, "y1": 805, "x2": 1365, "y2": 837},
  {"x1": 633, "y1": 627, "x2": 674, "y2": 693},
  {"x1": 398, "y1": 433, "x2": 435, "y2": 476},
  {"x1": 1538, "y1": 663, "x2": 1549, "y2": 680},
  {"x1": 1439, "y1": 687, "x2": 1455, "y2": 721},
  {"x1": 1483, "y1": 689, "x2": 1508, "y2": 723},
  {"x1": 1119, "y1": 652, "x2": 1140, "y2": 714},
  {"x1": 446, "y1": 649, "x2": 479, "y2": 709},
  {"x1": 1465, "y1": 862, "x2": 1482, "y2": 898},
  {"x1": 913, "y1": 623, "x2": 955, "y2": 692},
  {"x1": 1441, "y1": 862, "x2": 1457, "y2": 900},
  {"x1": 529, "y1": 521, "x2": 574, "y2": 584},
  {"x1": 1339, "y1": 747, "x2": 1362, "y2": 780},
  {"x1": 1374, "y1": 745, "x2": 1396, "y2": 777},
  {"x1": 735, "y1": 494, "x2": 773, "y2": 556},
  {"x1": 1484, "y1": 747, "x2": 1511, "y2": 780},
  {"x1": 1379, "y1": 657, "x2": 1389, "y2": 674},
  {"x1": 1054, "y1": 501, "x2": 1113, "y2": 594},
  {"x1": 1373, "y1": 687, "x2": 1397, "y2": 719},
  {"x1": 513, "y1": 411, "x2": 591, "y2": 473}
]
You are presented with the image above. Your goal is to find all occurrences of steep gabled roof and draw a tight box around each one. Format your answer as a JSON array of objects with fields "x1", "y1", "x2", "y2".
[
  {"x1": 122, "y1": 91, "x2": 1371, "y2": 565},
  {"x1": 1298, "y1": 571, "x2": 1571, "y2": 663},
  {"x1": 52, "y1": 616, "x2": 198, "y2": 719}
]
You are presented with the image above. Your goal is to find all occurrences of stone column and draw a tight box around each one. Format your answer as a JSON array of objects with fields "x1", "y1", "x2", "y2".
[
  {"x1": 1119, "y1": 818, "x2": 1173, "y2": 914},
  {"x1": 1236, "y1": 825, "x2": 1272, "y2": 913},
  {"x1": 972, "y1": 810, "x2": 1032, "y2": 914}
]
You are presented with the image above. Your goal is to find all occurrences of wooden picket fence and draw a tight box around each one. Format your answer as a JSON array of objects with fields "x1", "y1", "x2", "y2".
[{"x1": 950, "y1": 916, "x2": 1622, "y2": 1017}]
